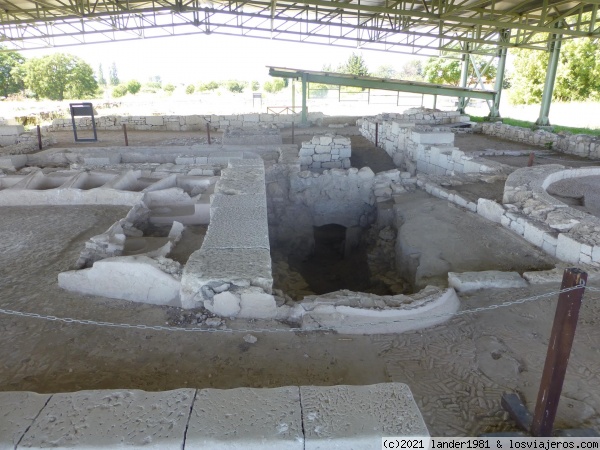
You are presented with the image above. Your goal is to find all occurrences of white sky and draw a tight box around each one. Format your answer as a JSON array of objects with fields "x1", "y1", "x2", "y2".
[{"x1": 25, "y1": 34, "x2": 422, "y2": 84}]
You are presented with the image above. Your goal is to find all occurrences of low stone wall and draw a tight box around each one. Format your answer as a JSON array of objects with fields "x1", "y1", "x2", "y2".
[
  {"x1": 497, "y1": 165, "x2": 600, "y2": 266},
  {"x1": 360, "y1": 118, "x2": 505, "y2": 176},
  {"x1": 299, "y1": 133, "x2": 351, "y2": 170},
  {"x1": 46, "y1": 112, "x2": 326, "y2": 132},
  {"x1": 481, "y1": 122, "x2": 600, "y2": 159},
  {"x1": 0, "y1": 383, "x2": 428, "y2": 449}
]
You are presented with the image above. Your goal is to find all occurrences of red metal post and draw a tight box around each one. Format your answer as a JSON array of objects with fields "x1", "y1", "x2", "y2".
[
  {"x1": 528, "y1": 152, "x2": 535, "y2": 167},
  {"x1": 531, "y1": 268, "x2": 587, "y2": 436},
  {"x1": 36, "y1": 125, "x2": 42, "y2": 150}
]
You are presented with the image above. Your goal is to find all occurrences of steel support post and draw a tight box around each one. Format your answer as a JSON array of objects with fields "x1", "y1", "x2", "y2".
[
  {"x1": 536, "y1": 24, "x2": 563, "y2": 127},
  {"x1": 489, "y1": 30, "x2": 510, "y2": 120},
  {"x1": 301, "y1": 73, "x2": 308, "y2": 125},
  {"x1": 457, "y1": 44, "x2": 470, "y2": 113}
]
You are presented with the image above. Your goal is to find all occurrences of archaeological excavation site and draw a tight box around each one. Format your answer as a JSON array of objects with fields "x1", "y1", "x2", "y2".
[
  {"x1": 1, "y1": 106, "x2": 600, "y2": 446},
  {"x1": 1, "y1": 0, "x2": 600, "y2": 444}
]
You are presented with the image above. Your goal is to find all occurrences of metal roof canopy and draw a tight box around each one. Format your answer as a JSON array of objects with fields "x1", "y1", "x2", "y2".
[
  {"x1": 0, "y1": 0, "x2": 598, "y2": 54},
  {"x1": 268, "y1": 66, "x2": 497, "y2": 123}
]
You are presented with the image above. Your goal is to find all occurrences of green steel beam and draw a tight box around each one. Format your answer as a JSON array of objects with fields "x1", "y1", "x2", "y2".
[
  {"x1": 269, "y1": 67, "x2": 496, "y2": 101},
  {"x1": 489, "y1": 30, "x2": 510, "y2": 120},
  {"x1": 536, "y1": 25, "x2": 563, "y2": 127},
  {"x1": 301, "y1": 72, "x2": 308, "y2": 124},
  {"x1": 457, "y1": 43, "x2": 470, "y2": 113}
]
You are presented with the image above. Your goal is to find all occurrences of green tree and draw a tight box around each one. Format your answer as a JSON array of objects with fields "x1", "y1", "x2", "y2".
[
  {"x1": 263, "y1": 78, "x2": 286, "y2": 93},
  {"x1": 251, "y1": 80, "x2": 260, "y2": 91},
  {"x1": 398, "y1": 60, "x2": 424, "y2": 81},
  {"x1": 112, "y1": 84, "x2": 128, "y2": 98},
  {"x1": 198, "y1": 81, "x2": 219, "y2": 92},
  {"x1": 97, "y1": 64, "x2": 106, "y2": 86},
  {"x1": 0, "y1": 48, "x2": 25, "y2": 97},
  {"x1": 226, "y1": 80, "x2": 247, "y2": 93},
  {"x1": 507, "y1": 48, "x2": 548, "y2": 105},
  {"x1": 373, "y1": 65, "x2": 397, "y2": 79},
  {"x1": 164, "y1": 83, "x2": 176, "y2": 95},
  {"x1": 422, "y1": 58, "x2": 462, "y2": 85},
  {"x1": 555, "y1": 38, "x2": 600, "y2": 102},
  {"x1": 185, "y1": 84, "x2": 195, "y2": 95},
  {"x1": 109, "y1": 62, "x2": 119, "y2": 86},
  {"x1": 21, "y1": 53, "x2": 98, "y2": 100},
  {"x1": 126, "y1": 79, "x2": 141, "y2": 95},
  {"x1": 423, "y1": 55, "x2": 496, "y2": 86},
  {"x1": 337, "y1": 53, "x2": 370, "y2": 76}
]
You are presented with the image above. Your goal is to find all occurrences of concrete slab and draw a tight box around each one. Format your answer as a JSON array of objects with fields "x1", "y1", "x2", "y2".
[
  {"x1": 300, "y1": 383, "x2": 428, "y2": 450},
  {"x1": 448, "y1": 270, "x2": 528, "y2": 292},
  {"x1": 186, "y1": 387, "x2": 303, "y2": 449},
  {"x1": 0, "y1": 392, "x2": 51, "y2": 450},
  {"x1": 19, "y1": 389, "x2": 195, "y2": 449}
]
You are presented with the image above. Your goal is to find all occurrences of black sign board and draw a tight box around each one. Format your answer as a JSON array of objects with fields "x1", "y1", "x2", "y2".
[{"x1": 70, "y1": 102, "x2": 98, "y2": 142}]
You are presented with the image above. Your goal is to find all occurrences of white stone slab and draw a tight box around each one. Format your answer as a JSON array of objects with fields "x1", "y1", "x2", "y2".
[
  {"x1": 186, "y1": 387, "x2": 303, "y2": 449},
  {"x1": 19, "y1": 389, "x2": 194, "y2": 449},
  {"x1": 0, "y1": 392, "x2": 51, "y2": 450},
  {"x1": 0, "y1": 155, "x2": 27, "y2": 171},
  {"x1": 301, "y1": 383, "x2": 428, "y2": 450},
  {"x1": 58, "y1": 255, "x2": 181, "y2": 306},
  {"x1": 448, "y1": 270, "x2": 528, "y2": 292},
  {"x1": 477, "y1": 198, "x2": 505, "y2": 223}
]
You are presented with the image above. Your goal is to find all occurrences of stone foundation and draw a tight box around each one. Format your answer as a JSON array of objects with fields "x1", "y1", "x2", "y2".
[
  {"x1": 481, "y1": 122, "x2": 600, "y2": 159},
  {"x1": 298, "y1": 133, "x2": 351, "y2": 170}
]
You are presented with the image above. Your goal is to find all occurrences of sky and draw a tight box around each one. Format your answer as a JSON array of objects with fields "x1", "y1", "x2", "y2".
[{"x1": 24, "y1": 33, "x2": 422, "y2": 85}]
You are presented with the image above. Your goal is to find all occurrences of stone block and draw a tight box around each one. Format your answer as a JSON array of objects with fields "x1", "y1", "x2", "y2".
[
  {"x1": 180, "y1": 248, "x2": 273, "y2": 308},
  {"x1": 314, "y1": 145, "x2": 332, "y2": 154},
  {"x1": 186, "y1": 387, "x2": 303, "y2": 450},
  {"x1": 301, "y1": 383, "x2": 428, "y2": 449},
  {"x1": 339, "y1": 147, "x2": 352, "y2": 158},
  {"x1": 207, "y1": 291, "x2": 241, "y2": 317},
  {"x1": 19, "y1": 389, "x2": 195, "y2": 449},
  {"x1": 313, "y1": 154, "x2": 331, "y2": 162},
  {"x1": 0, "y1": 125, "x2": 24, "y2": 136},
  {"x1": 448, "y1": 271, "x2": 528, "y2": 292},
  {"x1": 556, "y1": 234, "x2": 582, "y2": 264},
  {"x1": 145, "y1": 116, "x2": 164, "y2": 126},
  {"x1": 319, "y1": 135, "x2": 333, "y2": 145},
  {"x1": 410, "y1": 131, "x2": 454, "y2": 145},
  {"x1": 239, "y1": 291, "x2": 278, "y2": 319},
  {"x1": 476, "y1": 199, "x2": 504, "y2": 223},
  {"x1": 523, "y1": 220, "x2": 547, "y2": 248},
  {"x1": 299, "y1": 147, "x2": 315, "y2": 157},
  {"x1": 0, "y1": 392, "x2": 51, "y2": 449},
  {"x1": 0, "y1": 155, "x2": 27, "y2": 171},
  {"x1": 203, "y1": 206, "x2": 269, "y2": 250}
]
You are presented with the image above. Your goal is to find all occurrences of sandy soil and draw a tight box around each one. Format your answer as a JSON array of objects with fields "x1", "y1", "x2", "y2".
[{"x1": 1, "y1": 129, "x2": 600, "y2": 436}]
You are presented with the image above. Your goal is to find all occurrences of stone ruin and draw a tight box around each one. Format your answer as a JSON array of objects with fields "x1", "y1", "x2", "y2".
[{"x1": 2, "y1": 110, "x2": 599, "y2": 335}]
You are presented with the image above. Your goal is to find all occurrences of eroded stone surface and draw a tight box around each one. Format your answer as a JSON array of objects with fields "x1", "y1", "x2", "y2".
[
  {"x1": 448, "y1": 271, "x2": 528, "y2": 292},
  {"x1": 301, "y1": 383, "x2": 428, "y2": 450},
  {"x1": 0, "y1": 392, "x2": 51, "y2": 450},
  {"x1": 186, "y1": 387, "x2": 303, "y2": 449},
  {"x1": 19, "y1": 389, "x2": 195, "y2": 449}
]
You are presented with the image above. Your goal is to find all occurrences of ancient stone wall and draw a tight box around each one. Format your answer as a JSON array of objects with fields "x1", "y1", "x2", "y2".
[
  {"x1": 45, "y1": 112, "x2": 326, "y2": 132},
  {"x1": 360, "y1": 118, "x2": 504, "y2": 176},
  {"x1": 298, "y1": 134, "x2": 351, "y2": 171},
  {"x1": 481, "y1": 122, "x2": 600, "y2": 159}
]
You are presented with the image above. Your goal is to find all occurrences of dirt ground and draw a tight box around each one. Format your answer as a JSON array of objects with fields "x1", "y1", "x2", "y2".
[{"x1": 1, "y1": 128, "x2": 600, "y2": 436}]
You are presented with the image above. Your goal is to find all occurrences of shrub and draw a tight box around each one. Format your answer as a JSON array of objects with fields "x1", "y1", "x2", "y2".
[
  {"x1": 226, "y1": 80, "x2": 247, "y2": 93},
  {"x1": 251, "y1": 80, "x2": 260, "y2": 91},
  {"x1": 163, "y1": 83, "x2": 176, "y2": 95},
  {"x1": 126, "y1": 80, "x2": 141, "y2": 95},
  {"x1": 198, "y1": 81, "x2": 220, "y2": 92},
  {"x1": 185, "y1": 84, "x2": 195, "y2": 95},
  {"x1": 263, "y1": 78, "x2": 286, "y2": 93},
  {"x1": 112, "y1": 84, "x2": 128, "y2": 98}
]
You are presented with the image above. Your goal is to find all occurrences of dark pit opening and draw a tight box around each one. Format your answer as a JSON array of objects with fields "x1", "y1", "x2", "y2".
[{"x1": 272, "y1": 223, "x2": 402, "y2": 300}]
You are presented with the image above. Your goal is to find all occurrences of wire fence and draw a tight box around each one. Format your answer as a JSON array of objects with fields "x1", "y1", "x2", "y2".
[{"x1": 0, "y1": 285, "x2": 594, "y2": 335}]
